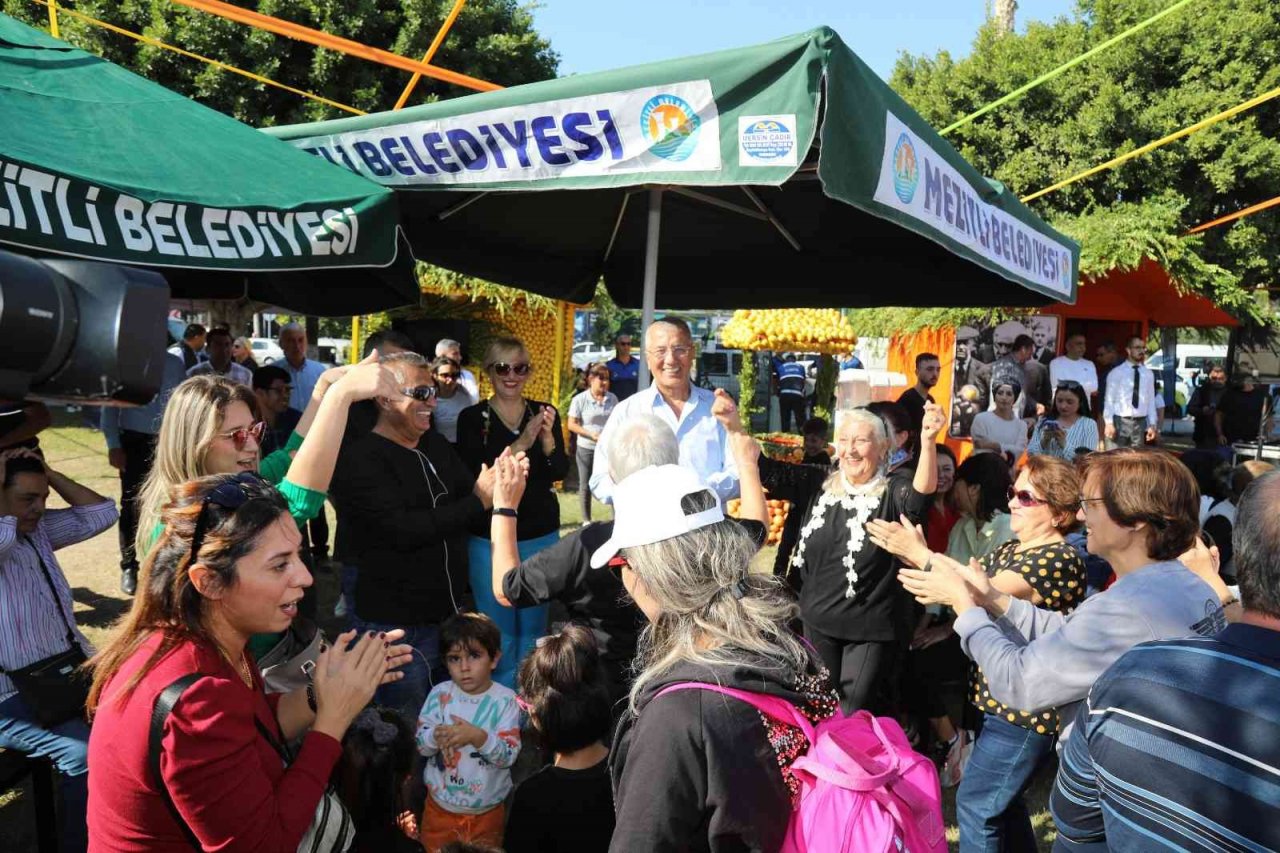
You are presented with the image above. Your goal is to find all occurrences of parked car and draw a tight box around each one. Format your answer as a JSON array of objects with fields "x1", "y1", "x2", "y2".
[
  {"x1": 250, "y1": 337, "x2": 285, "y2": 364},
  {"x1": 1147, "y1": 345, "x2": 1227, "y2": 387},
  {"x1": 572, "y1": 341, "x2": 614, "y2": 370}
]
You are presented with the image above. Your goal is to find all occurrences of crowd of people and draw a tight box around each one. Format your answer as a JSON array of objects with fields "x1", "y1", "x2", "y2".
[{"x1": 0, "y1": 316, "x2": 1277, "y2": 853}]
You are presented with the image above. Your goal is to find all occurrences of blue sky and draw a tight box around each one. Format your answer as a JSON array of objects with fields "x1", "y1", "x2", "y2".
[{"x1": 531, "y1": 0, "x2": 1079, "y2": 81}]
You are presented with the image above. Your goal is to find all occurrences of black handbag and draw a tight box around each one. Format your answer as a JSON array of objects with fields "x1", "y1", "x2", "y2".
[{"x1": 0, "y1": 538, "x2": 90, "y2": 727}]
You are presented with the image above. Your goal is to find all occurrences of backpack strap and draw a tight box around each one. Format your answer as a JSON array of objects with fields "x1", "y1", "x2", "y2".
[
  {"x1": 149, "y1": 673, "x2": 203, "y2": 850},
  {"x1": 656, "y1": 682, "x2": 817, "y2": 745}
]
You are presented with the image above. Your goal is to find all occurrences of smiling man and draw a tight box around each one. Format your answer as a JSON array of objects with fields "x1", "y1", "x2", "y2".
[{"x1": 589, "y1": 318, "x2": 739, "y2": 504}]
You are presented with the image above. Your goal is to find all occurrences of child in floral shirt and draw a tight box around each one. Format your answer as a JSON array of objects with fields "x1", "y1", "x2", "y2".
[{"x1": 416, "y1": 613, "x2": 521, "y2": 852}]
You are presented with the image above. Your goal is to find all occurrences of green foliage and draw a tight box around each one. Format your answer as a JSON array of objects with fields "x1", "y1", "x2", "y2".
[
  {"x1": 890, "y1": 0, "x2": 1279, "y2": 316},
  {"x1": 847, "y1": 307, "x2": 1013, "y2": 337},
  {"x1": 738, "y1": 351, "x2": 760, "y2": 433},
  {"x1": 811, "y1": 354, "x2": 838, "y2": 423},
  {"x1": 11, "y1": 0, "x2": 559, "y2": 125},
  {"x1": 418, "y1": 263, "x2": 560, "y2": 318},
  {"x1": 589, "y1": 281, "x2": 640, "y2": 346}
]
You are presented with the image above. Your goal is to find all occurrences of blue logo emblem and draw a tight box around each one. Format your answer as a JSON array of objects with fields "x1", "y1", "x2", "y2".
[
  {"x1": 1061, "y1": 255, "x2": 1073, "y2": 288},
  {"x1": 892, "y1": 132, "x2": 919, "y2": 203},
  {"x1": 640, "y1": 95, "x2": 702, "y2": 162},
  {"x1": 741, "y1": 118, "x2": 794, "y2": 162}
]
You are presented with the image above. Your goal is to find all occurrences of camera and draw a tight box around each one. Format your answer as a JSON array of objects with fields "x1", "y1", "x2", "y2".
[{"x1": 0, "y1": 249, "x2": 170, "y2": 404}]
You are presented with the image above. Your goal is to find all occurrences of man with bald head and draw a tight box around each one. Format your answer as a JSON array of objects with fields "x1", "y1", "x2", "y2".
[{"x1": 588, "y1": 317, "x2": 740, "y2": 504}]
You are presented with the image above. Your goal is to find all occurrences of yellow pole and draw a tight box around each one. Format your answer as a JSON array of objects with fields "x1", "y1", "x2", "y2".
[
  {"x1": 552, "y1": 301, "x2": 566, "y2": 404},
  {"x1": 351, "y1": 315, "x2": 362, "y2": 362},
  {"x1": 47, "y1": 0, "x2": 60, "y2": 37},
  {"x1": 393, "y1": 0, "x2": 469, "y2": 110}
]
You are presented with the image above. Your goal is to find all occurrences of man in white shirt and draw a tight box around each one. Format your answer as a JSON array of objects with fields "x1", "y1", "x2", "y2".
[
  {"x1": 435, "y1": 338, "x2": 480, "y2": 401},
  {"x1": 185, "y1": 327, "x2": 253, "y2": 386},
  {"x1": 1103, "y1": 336, "x2": 1163, "y2": 447},
  {"x1": 278, "y1": 322, "x2": 328, "y2": 412},
  {"x1": 589, "y1": 317, "x2": 740, "y2": 504},
  {"x1": 1049, "y1": 332, "x2": 1099, "y2": 397}
]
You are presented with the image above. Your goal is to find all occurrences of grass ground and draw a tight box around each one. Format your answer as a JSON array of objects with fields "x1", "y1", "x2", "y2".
[{"x1": 0, "y1": 425, "x2": 1058, "y2": 851}]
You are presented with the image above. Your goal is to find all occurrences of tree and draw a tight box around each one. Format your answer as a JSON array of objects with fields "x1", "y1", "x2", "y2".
[
  {"x1": 889, "y1": 0, "x2": 1279, "y2": 319},
  {"x1": 8, "y1": 0, "x2": 559, "y2": 126}
]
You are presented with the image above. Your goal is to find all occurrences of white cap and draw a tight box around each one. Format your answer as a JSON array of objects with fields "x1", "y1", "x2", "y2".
[{"x1": 589, "y1": 464, "x2": 725, "y2": 568}]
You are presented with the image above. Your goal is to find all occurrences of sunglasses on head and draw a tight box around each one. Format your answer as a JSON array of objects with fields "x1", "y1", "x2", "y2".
[
  {"x1": 218, "y1": 421, "x2": 266, "y2": 451},
  {"x1": 492, "y1": 362, "x2": 531, "y2": 377},
  {"x1": 1007, "y1": 486, "x2": 1046, "y2": 507},
  {"x1": 1056, "y1": 380, "x2": 1083, "y2": 390},
  {"x1": 189, "y1": 472, "x2": 264, "y2": 563},
  {"x1": 402, "y1": 385, "x2": 438, "y2": 401}
]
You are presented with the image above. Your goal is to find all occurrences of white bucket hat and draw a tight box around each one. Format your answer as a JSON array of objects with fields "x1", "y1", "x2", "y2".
[{"x1": 589, "y1": 464, "x2": 725, "y2": 569}]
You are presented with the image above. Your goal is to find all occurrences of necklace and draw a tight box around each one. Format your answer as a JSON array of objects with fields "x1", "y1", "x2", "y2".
[
  {"x1": 218, "y1": 646, "x2": 254, "y2": 689},
  {"x1": 485, "y1": 399, "x2": 527, "y2": 436},
  {"x1": 791, "y1": 476, "x2": 886, "y2": 599}
]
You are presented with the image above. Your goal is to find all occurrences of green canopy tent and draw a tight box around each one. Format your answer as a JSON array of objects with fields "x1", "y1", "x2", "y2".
[
  {"x1": 269, "y1": 27, "x2": 1078, "y2": 360},
  {"x1": 0, "y1": 14, "x2": 414, "y2": 315}
]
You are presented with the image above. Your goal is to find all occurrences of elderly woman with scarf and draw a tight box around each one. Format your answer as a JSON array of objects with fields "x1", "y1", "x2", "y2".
[{"x1": 759, "y1": 401, "x2": 945, "y2": 714}]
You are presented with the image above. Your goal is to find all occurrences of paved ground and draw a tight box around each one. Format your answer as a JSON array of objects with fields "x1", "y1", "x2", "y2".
[{"x1": 0, "y1": 424, "x2": 1060, "y2": 851}]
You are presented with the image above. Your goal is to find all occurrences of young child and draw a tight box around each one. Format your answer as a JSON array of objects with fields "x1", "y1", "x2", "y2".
[
  {"x1": 333, "y1": 706, "x2": 421, "y2": 853},
  {"x1": 801, "y1": 416, "x2": 832, "y2": 466},
  {"x1": 416, "y1": 612, "x2": 521, "y2": 852},
  {"x1": 504, "y1": 625, "x2": 616, "y2": 853}
]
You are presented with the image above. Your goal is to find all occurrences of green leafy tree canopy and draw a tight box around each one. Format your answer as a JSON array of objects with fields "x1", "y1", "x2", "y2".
[
  {"x1": 8, "y1": 0, "x2": 559, "y2": 125},
  {"x1": 889, "y1": 0, "x2": 1279, "y2": 321}
]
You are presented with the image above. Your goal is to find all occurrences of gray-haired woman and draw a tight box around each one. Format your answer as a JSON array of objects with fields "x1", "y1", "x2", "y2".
[
  {"x1": 588, "y1": 463, "x2": 839, "y2": 852},
  {"x1": 765, "y1": 403, "x2": 944, "y2": 714}
]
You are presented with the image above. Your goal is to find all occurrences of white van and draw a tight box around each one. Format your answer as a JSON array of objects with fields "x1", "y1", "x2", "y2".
[{"x1": 1146, "y1": 344, "x2": 1227, "y2": 385}]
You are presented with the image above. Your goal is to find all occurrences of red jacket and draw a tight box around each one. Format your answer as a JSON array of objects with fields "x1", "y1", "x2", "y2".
[{"x1": 87, "y1": 632, "x2": 341, "y2": 852}]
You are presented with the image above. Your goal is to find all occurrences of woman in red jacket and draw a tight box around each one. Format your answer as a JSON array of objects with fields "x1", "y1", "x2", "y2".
[{"x1": 86, "y1": 473, "x2": 410, "y2": 852}]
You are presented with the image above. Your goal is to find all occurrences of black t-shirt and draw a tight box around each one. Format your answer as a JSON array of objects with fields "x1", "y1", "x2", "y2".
[
  {"x1": 793, "y1": 475, "x2": 929, "y2": 641},
  {"x1": 505, "y1": 759, "x2": 615, "y2": 853},
  {"x1": 897, "y1": 387, "x2": 932, "y2": 435},
  {"x1": 1218, "y1": 386, "x2": 1270, "y2": 443},
  {"x1": 502, "y1": 518, "x2": 766, "y2": 701},
  {"x1": 456, "y1": 400, "x2": 570, "y2": 540}
]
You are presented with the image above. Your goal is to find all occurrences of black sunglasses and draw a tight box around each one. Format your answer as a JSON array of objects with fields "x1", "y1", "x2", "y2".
[
  {"x1": 189, "y1": 472, "x2": 264, "y2": 563},
  {"x1": 1056, "y1": 380, "x2": 1084, "y2": 390},
  {"x1": 401, "y1": 385, "x2": 438, "y2": 401},
  {"x1": 492, "y1": 362, "x2": 531, "y2": 377}
]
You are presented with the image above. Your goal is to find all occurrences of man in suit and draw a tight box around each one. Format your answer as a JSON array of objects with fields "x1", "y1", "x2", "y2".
[
  {"x1": 952, "y1": 326, "x2": 989, "y2": 436},
  {"x1": 1032, "y1": 323, "x2": 1055, "y2": 366}
]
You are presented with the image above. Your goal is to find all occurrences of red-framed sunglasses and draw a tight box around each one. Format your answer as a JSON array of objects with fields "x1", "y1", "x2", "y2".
[
  {"x1": 1007, "y1": 486, "x2": 1046, "y2": 507},
  {"x1": 218, "y1": 421, "x2": 266, "y2": 451}
]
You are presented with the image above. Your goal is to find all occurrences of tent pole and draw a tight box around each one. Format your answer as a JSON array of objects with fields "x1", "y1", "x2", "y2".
[{"x1": 638, "y1": 186, "x2": 662, "y2": 390}]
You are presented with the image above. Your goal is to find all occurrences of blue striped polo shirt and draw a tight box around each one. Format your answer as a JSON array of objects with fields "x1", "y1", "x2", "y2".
[{"x1": 1051, "y1": 623, "x2": 1280, "y2": 851}]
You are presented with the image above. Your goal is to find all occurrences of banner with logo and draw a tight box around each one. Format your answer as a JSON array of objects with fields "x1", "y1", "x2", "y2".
[
  {"x1": 870, "y1": 113, "x2": 1074, "y2": 299},
  {"x1": 287, "y1": 82, "x2": 722, "y2": 186}
]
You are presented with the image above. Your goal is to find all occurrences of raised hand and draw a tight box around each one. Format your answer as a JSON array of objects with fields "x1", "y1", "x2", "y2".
[
  {"x1": 311, "y1": 630, "x2": 391, "y2": 740},
  {"x1": 336, "y1": 352, "x2": 402, "y2": 403},
  {"x1": 711, "y1": 388, "x2": 744, "y2": 434},
  {"x1": 920, "y1": 401, "x2": 947, "y2": 442},
  {"x1": 492, "y1": 448, "x2": 529, "y2": 510}
]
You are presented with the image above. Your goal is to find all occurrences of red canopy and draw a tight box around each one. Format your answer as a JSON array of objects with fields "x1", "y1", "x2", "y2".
[{"x1": 1043, "y1": 257, "x2": 1238, "y2": 332}]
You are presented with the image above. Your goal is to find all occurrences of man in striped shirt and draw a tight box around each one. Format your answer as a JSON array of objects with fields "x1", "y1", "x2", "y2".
[
  {"x1": 1051, "y1": 470, "x2": 1280, "y2": 851},
  {"x1": 0, "y1": 447, "x2": 118, "y2": 853}
]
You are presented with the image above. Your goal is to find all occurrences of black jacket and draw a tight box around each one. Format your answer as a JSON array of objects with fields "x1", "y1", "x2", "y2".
[
  {"x1": 609, "y1": 651, "x2": 836, "y2": 853},
  {"x1": 456, "y1": 399, "x2": 570, "y2": 540},
  {"x1": 329, "y1": 431, "x2": 486, "y2": 625}
]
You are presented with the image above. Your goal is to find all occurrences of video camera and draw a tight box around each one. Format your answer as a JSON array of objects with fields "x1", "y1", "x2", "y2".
[{"x1": 0, "y1": 249, "x2": 169, "y2": 404}]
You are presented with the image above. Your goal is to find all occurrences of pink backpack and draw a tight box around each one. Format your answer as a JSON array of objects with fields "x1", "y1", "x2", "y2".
[{"x1": 658, "y1": 683, "x2": 946, "y2": 853}]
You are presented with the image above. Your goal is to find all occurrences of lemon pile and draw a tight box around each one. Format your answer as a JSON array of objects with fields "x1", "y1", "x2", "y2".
[
  {"x1": 718, "y1": 309, "x2": 858, "y2": 354},
  {"x1": 472, "y1": 302, "x2": 576, "y2": 405}
]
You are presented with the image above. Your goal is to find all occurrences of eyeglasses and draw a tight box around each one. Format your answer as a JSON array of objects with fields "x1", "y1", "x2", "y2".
[
  {"x1": 434, "y1": 371, "x2": 459, "y2": 380},
  {"x1": 268, "y1": 384, "x2": 293, "y2": 396},
  {"x1": 605, "y1": 554, "x2": 629, "y2": 581},
  {"x1": 647, "y1": 346, "x2": 692, "y2": 360},
  {"x1": 217, "y1": 421, "x2": 266, "y2": 450},
  {"x1": 1007, "y1": 486, "x2": 1046, "y2": 507},
  {"x1": 491, "y1": 362, "x2": 531, "y2": 377},
  {"x1": 1078, "y1": 495, "x2": 1106, "y2": 507},
  {"x1": 401, "y1": 385, "x2": 438, "y2": 401},
  {"x1": 514, "y1": 694, "x2": 532, "y2": 713},
  {"x1": 189, "y1": 472, "x2": 263, "y2": 563}
]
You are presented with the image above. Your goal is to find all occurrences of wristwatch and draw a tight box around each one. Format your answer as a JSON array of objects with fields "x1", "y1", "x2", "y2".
[{"x1": 493, "y1": 507, "x2": 518, "y2": 518}]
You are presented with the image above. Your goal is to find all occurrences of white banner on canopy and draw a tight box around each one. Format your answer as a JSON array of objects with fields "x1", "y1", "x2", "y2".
[
  {"x1": 287, "y1": 81, "x2": 722, "y2": 187},
  {"x1": 872, "y1": 112, "x2": 1075, "y2": 299}
]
